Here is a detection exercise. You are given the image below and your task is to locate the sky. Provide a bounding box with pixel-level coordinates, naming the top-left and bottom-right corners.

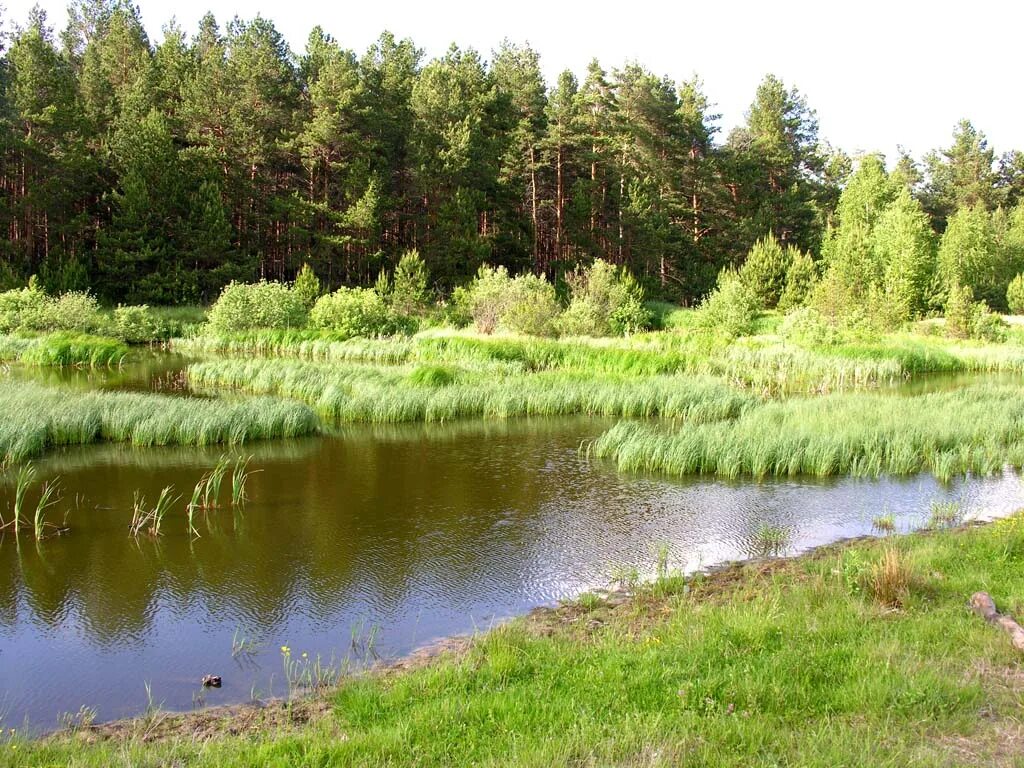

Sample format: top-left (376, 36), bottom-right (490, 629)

top-left (4, 0), bottom-right (1021, 164)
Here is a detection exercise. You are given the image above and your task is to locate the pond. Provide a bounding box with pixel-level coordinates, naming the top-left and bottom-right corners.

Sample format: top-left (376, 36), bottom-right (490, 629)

top-left (1, 356), bottom-right (1022, 729)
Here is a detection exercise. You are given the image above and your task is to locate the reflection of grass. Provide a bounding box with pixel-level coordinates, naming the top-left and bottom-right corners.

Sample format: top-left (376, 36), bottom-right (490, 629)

top-left (0, 381), bottom-right (319, 464)
top-left (18, 515), bottom-right (1024, 765)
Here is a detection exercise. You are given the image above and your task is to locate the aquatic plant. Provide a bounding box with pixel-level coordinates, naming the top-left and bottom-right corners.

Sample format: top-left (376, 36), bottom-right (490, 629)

top-left (0, 381), bottom-right (319, 465)
top-left (129, 486), bottom-right (178, 537)
top-left (752, 523), bottom-right (789, 556)
top-left (928, 501), bottom-right (963, 529)
top-left (230, 455), bottom-right (258, 506)
top-left (590, 384), bottom-right (1024, 482)
top-left (202, 456), bottom-right (231, 510)
top-left (872, 514), bottom-right (896, 533)
top-left (32, 478), bottom-right (61, 539)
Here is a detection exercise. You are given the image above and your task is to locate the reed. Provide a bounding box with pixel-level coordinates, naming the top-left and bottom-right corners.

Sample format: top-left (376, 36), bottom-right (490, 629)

top-left (231, 455), bottom-right (257, 506)
top-left (872, 514), bottom-right (896, 533)
top-left (186, 358), bottom-right (755, 425)
top-left (32, 478), bottom-right (61, 539)
top-left (202, 456), bottom-right (231, 509)
top-left (9, 463), bottom-right (36, 528)
top-left (590, 384), bottom-right (1024, 482)
top-left (0, 381), bottom-right (319, 464)
top-left (752, 523), bottom-right (789, 556)
top-left (128, 486), bottom-right (178, 537)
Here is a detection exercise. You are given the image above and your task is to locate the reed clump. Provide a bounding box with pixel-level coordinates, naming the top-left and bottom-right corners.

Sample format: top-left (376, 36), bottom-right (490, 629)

top-left (0, 381), bottom-right (319, 464)
top-left (186, 358), bottom-right (756, 425)
top-left (589, 384), bottom-right (1024, 482)
top-left (0, 332), bottom-right (128, 367)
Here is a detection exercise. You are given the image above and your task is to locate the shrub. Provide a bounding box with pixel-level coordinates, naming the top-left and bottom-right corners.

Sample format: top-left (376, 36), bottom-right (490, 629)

top-left (310, 287), bottom-right (408, 338)
top-left (696, 269), bottom-right (758, 338)
top-left (559, 260), bottom-right (651, 337)
top-left (779, 307), bottom-right (840, 347)
top-left (208, 281), bottom-right (308, 333)
top-left (390, 250), bottom-right (430, 317)
top-left (944, 283), bottom-right (976, 339)
top-left (464, 266), bottom-right (515, 334)
top-left (0, 287), bottom-right (47, 333)
top-left (972, 305), bottom-right (1008, 342)
top-left (777, 248), bottom-right (818, 312)
top-left (738, 233), bottom-right (791, 309)
top-left (113, 305), bottom-right (165, 343)
top-left (1007, 273), bottom-right (1024, 315)
top-left (500, 274), bottom-right (561, 336)
top-left (292, 263), bottom-right (321, 309)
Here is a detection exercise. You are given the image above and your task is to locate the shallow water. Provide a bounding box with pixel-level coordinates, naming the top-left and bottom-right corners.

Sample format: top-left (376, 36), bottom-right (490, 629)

top-left (0, 357), bottom-right (1022, 729)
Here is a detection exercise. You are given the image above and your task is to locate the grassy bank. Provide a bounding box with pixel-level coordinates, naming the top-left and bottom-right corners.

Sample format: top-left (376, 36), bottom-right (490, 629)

top-left (0, 333), bottom-right (129, 367)
top-left (186, 358), bottom-right (756, 424)
top-left (9, 516), bottom-right (1024, 766)
top-left (175, 326), bottom-right (1024, 395)
top-left (0, 381), bottom-right (320, 464)
top-left (590, 384), bottom-right (1024, 481)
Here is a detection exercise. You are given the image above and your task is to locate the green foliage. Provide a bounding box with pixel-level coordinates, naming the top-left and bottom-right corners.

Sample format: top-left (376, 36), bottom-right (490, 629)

top-left (309, 287), bottom-right (408, 338)
top-left (292, 263), bottom-right (322, 310)
top-left (1007, 273), bottom-right (1024, 314)
top-left (697, 269), bottom-right (758, 338)
top-left (500, 274), bottom-right (562, 337)
top-left (0, 286), bottom-right (104, 334)
top-left (738, 232), bottom-right (791, 309)
top-left (208, 281), bottom-right (308, 333)
top-left (389, 250), bottom-right (430, 317)
top-left (0, 332), bottom-right (128, 367)
top-left (778, 307), bottom-right (840, 347)
top-left (559, 260), bottom-right (651, 337)
top-left (113, 305), bottom-right (165, 343)
top-left (407, 365), bottom-right (457, 388)
top-left (937, 205), bottom-right (1005, 309)
top-left (460, 266), bottom-right (561, 336)
top-left (777, 247), bottom-right (817, 311)
top-left (874, 189), bottom-right (936, 319)
top-left (0, 380), bottom-right (319, 465)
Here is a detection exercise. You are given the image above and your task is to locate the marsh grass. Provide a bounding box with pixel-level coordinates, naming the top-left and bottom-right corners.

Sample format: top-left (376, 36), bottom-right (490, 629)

top-left (187, 358), bottom-right (755, 425)
top-left (128, 487), bottom-right (178, 537)
top-left (0, 381), bottom-right (319, 464)
top-left (928, 500), bottom-right (963, 529)
top-left (867, 547), bottom-right (915, 608)
top-left (202, 457), bottom-right (231, 510)
top-left (751, 523), bottom-right (789, 556)
top-left (871, 514), bottom-right (896, 533)
top-left (591, 384), bottom-right (1024, 481)
top-left (231, 455), bottom-right (257, 506)
top-left (31, 479), bottom-right (61, 539)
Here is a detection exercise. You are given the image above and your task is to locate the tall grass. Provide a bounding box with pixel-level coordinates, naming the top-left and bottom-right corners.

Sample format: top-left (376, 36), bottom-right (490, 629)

top-left (0, 332), bottom-right (128, 367)
top-left (176, 327), bottom-right (1024, 395)
top-left (186, 358), bottom-right (756, 425)
top-left (589, 383), bottom-right (1024, 481)
top-left (0, 381), bottom-right (320, 465)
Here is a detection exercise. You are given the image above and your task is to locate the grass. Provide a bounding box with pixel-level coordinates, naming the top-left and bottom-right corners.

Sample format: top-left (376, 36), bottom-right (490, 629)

top-left (0, 332), bottom-right (128, 367)
top-left (186, 358), bottom-right (756, 424)
top-left (872, 514), bottom-right (896, 533)
top-left (589, 383), bottom-right (1024, 481)
top-left (175, 324), bottom-right (1024, 395)
top-left (10, 515), bottom-right (1024, 766)
top-left (0, 381), bottom-right (320, 465)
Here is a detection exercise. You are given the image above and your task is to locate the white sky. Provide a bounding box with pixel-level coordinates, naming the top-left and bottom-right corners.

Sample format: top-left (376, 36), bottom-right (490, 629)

top-left (5, 0), bottom-right (1022, 164)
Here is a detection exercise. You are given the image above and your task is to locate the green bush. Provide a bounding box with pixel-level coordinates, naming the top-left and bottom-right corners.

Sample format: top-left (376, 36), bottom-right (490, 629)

top-left (292, 263), bottom-right (321, 309)
top-left (0, 287), bottom-right (103, 334)
top-left (1007, 273), bottom-right (1024, 315)
top-left (500, 274), bottom-right (561, 336)
top-left (696, 269), bottom-right (758, 338)
top-left (738, 233), bottom-right (792, 309)
top-left (463, 266), bottom-right (515, 334)
top-left (310, 287), bottom-right (409, 338)
top-left (559, 260), bottom-right (651, 337)
top-left (944, 283), bottom-right (976, 339)
top-left (390, 250), bottom-right (430, 317)
top-left (778, 249), bottom-right (818, 312)
top-left (972, 305), bottom-right (1008, 342)
top-left (779, 307), bottom-right (840, 347)
top-left (113, 305), bottom-right (165, 343)
top-left (208, 281), bottom-right (308, 333)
